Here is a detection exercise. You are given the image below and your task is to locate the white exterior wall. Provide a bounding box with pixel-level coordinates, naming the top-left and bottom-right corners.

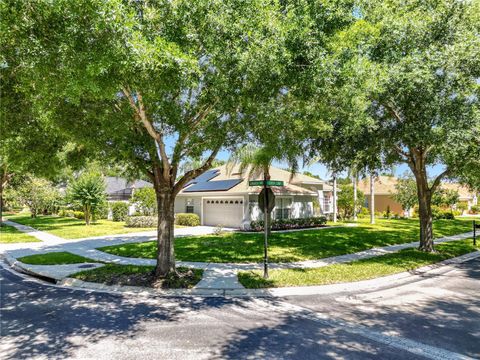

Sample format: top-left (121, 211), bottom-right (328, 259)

top-left (174, 196), bottom-right (202, 218)
top-left (292, 195), bottom-right (314, 218)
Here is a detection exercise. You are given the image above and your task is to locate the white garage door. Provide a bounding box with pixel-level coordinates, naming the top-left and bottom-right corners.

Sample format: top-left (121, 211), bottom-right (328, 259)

top-left (203, 198), bottom-right (244, 228)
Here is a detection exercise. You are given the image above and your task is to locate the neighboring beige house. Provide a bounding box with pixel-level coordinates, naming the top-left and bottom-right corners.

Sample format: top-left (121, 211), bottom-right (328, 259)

top-left (175, 165), bottom-right (336, 229)
top-left (441, 182), bottom-right (478, 212)
top-left (358, 176), bottom-right (404, 215)
top-left (358, 176), bottom-right (478, 215)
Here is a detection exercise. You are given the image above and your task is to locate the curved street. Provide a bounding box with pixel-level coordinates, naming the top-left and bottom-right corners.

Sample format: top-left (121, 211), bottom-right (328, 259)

top-left (1, 257), bottom-right (479, 359)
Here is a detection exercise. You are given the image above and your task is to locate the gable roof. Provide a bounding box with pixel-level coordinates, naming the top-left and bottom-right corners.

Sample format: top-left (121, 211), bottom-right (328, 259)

top-left (105, 177), bottom-right (152, 196)
top-left (178, 165), bottom-right (325, 196)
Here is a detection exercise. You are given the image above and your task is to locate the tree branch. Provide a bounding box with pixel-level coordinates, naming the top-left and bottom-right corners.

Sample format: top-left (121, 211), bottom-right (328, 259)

top-left (430, 168), bottom-right (450, 192)
top-left (173, 146), bottom-right (221, 196)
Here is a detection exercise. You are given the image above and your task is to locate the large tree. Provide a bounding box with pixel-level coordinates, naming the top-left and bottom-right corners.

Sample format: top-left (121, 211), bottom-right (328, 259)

top-left (4, 0), bottom-right (292, 277)
top-left (319, 0), bottom-right (480, 251)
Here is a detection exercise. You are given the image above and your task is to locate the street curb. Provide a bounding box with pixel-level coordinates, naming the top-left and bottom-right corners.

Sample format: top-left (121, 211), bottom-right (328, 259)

top-left (40, 250), bottom-right (480, 298)
top-left (3, 253), bottom-right (58, 282)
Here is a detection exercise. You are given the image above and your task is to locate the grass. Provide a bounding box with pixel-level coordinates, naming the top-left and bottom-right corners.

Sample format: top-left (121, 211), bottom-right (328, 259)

top-left (0, 223), bottom-right (41, 243)
top-left (17, 252), bottom-right (97, 265)
top-left (5, 214), bottom-right (156, 239)
top-left (99, 218), bottom-right (474, 263)
top-left (71, 265), bottom-right (203, 289)
top-left (238, 239), bottom-right (479, 288)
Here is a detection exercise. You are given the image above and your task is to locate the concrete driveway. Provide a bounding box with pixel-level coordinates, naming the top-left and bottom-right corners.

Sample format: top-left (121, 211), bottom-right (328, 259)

top-left (1, 256), bottom-right (479, 359)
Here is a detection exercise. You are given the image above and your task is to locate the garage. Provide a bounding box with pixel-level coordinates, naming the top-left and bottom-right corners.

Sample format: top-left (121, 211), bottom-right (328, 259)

top-left (203, 198), bottom-right (244, 228)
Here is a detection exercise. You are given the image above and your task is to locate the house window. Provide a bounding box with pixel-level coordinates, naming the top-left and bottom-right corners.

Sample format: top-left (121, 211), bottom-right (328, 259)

top-left (275, 197), bottom-right (292, 220)
top-left (323, 197), bottom-right (331, 213)
top-left (186, 199), bottom-right (194, 213)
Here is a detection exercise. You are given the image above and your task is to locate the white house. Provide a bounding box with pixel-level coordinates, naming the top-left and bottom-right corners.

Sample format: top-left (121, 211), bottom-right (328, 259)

top-left (175, 165), bottom-right (336, 229)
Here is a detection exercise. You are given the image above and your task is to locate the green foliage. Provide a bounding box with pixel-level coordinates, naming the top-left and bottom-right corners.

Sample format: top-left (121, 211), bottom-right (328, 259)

top-left (130, 187), bottom-right (156, 216)
top-left (431, 206), bottom-right (455, 220)
top-left (393, 176), bottom-right (418, 212)
top-left (67, 172), bottom-right (106, 225)
top-left (432, 188), bottom-right (460, 208)
top-left (175, 213), bottom-right (200, 227)
top-left (337, 184), bottom-right (365, 220)
top-left (16, 177), bottom-right (62, 217)
top-left (471, 205), bottom-right (479, 214)
top-left (457, 202), bottom-right (468, 211)
top-left (111, 202), bottom-right (129, 222)
top-left (125, 216), bottom-right (157, 228)
top-left (250, 217), bottom-right (327, 231)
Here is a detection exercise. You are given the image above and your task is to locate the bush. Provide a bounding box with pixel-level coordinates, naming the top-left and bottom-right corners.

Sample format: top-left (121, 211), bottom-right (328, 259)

top-left (111, 202), bottom-right (129, 222)
top-left (175, 213), bottom-right (200, 226)
top-left (357, 207), bottom-right (370, 218)
top-left (471, 205), bottom-right (479, 214)
top-left (125, 216), bottom-right (157, 228)
top-left (431, 206), bottom-right (455, 220)
top-left (93, 201), bottom-right (109, 220)
top-left (130, 187), bottom-right (156, 216)
top-left (73, 211), bottom-right (85, 220)
top-left (250, 216), bottom-right (327, 231)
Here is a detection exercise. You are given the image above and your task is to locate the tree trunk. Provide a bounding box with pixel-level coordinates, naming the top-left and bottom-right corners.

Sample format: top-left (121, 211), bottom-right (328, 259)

top-left (155, 190), bottom-right (176, 277)
top-left (370, 174), bottom-right (375, 224)
top-left (412, 169), bottom-right (434, 252)
top-left (332, 175), bottom-right (337, 223)
top-left (353, 173), bottom-right (358, 221)
top-left (85, 205), bottom-right (91, 225)
top-left (0, 180), bottom-right (3, 225)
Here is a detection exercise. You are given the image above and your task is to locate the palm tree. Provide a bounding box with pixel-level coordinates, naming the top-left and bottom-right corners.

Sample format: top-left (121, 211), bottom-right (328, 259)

top-left (227, 143), bottom-right (298, 233)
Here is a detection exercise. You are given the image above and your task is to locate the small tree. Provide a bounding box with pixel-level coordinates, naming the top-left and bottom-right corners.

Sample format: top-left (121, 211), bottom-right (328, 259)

top-left (68, 172), bottom-right (106, 225)
top-left (337, 184), bottom-right (365, 220)
top-left (393, 176), bottom-right (418, 215)
top-left (16, 177), bottom-right (60, 217)
top-left (432, 189), bottom-right (460, 209)
top-left (130, 187), bottom-right (156, 216)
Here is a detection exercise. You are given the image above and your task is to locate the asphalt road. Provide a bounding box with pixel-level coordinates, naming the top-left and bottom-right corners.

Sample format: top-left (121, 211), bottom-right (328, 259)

top-left (1, 258), bottom-right (479, 360)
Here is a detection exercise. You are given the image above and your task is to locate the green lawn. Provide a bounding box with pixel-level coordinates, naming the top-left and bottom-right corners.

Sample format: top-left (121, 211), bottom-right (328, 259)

top-left (0, 223), bottom-right (41, 244)
top-left (71, 265), bottom-right (203, 289)
top-left (99, 218), bottom-right (474, 263)
top-left (18, 252), bottom-right (96, 265)
top-left (5, 214), bottom-right (156, 239)
top-left (238, 239), bottom-right (478, 288)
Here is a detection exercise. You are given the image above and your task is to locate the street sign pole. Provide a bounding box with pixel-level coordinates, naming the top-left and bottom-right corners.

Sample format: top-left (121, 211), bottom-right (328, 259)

top-left (263, 178), bottom-right (269, 279)
top-left (248, 179), bottom-right (283, 280)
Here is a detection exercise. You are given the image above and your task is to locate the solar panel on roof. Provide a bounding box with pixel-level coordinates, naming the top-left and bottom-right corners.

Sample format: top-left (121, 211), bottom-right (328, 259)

top-left (184, 169), bottom-right (220, 187)
top-left (183, 179), bottom-right (242, 192)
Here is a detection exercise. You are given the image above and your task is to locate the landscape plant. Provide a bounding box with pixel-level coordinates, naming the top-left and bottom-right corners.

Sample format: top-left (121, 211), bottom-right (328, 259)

top-left (130, 188), bottom-right (156, 216)
top-left (67, 172), bottom-right (106, 225)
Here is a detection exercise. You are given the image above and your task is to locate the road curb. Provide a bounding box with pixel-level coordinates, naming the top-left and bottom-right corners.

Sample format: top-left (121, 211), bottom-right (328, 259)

top-left (11, 250), bottom-right (477, 298)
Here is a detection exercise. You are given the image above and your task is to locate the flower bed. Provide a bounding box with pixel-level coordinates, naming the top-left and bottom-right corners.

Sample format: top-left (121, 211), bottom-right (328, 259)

top-left (249, 216), bottom-right (327, 231)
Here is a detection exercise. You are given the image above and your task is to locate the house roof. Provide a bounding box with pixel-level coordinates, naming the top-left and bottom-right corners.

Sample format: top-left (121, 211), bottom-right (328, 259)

top-left (105, 176), bottom-right (152, 196)
top-left (358, 176), bottom-right (477, 200)
top-left (178, 165), bottom-right (326, 196)
top-left (357, 176), bottom-right (399, 196)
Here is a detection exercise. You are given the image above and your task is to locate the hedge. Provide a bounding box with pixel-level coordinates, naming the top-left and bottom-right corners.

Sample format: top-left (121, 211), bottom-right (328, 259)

top-left (250, 216), bottom-right (327, 231)
top-left (175, 213), bottom-right (200, 226)
top-left (125, 216), bottom-right (157, 228)
top-left (111, 202), bottom-right (129, 222)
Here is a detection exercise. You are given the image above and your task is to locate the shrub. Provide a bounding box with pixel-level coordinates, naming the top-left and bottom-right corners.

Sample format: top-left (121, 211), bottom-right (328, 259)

top-left (431, 206), bottom-right (455, 220)
top-left (111, 202), bottom-right (129, 222)
top-left (357, 207), bottom-right (370, 218)
top-left (250, 216), bottom-right (327, 231)
top-left (67, 171), bottom-right (106, 225)
top-left (130, 187), bottom-right (156, 216)
top-left (471, 205), bottom-right (479, 214)
top-left (175, 213), bottom-right (200, 226)
top-left (73, 211), bottom-right (85, 220)
top-left (457, 202), bottom-right (468, 211)
top-left (125, 216), bottom-right (157, 228)
top-left (93, 201), bottom-right (109, 220)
